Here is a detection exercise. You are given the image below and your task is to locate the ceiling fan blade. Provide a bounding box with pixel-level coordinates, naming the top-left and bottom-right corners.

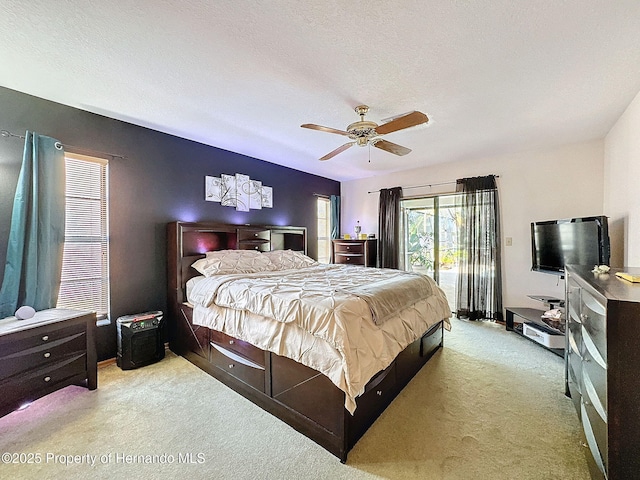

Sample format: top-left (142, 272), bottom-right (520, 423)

top-left (372, 139), bottom-right (412, 156)
top-left (301, 123), bottom-right (350, 136)
top-left (319, 142), bottom-right (355, 161)
top-left (374, 111), bottom-right (428, 135)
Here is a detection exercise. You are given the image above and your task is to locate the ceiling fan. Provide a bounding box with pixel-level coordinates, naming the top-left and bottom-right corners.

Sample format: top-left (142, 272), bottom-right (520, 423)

top-left (301, 105), bottom-right (429, 161)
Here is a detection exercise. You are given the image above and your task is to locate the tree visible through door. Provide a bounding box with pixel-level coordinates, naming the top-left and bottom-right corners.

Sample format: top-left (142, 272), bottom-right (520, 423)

top-left (401, 195), bottom-right (462, 310)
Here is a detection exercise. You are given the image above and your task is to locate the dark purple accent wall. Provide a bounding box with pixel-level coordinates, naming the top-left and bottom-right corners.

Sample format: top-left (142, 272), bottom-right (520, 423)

top-left (0, 87), bottom-right (340, 360)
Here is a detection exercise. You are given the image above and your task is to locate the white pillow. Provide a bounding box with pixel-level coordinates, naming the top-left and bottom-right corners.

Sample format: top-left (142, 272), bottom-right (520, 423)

top-left (192, 249), bottom-right (275, 276)
top-left (262, 250), bottom-right (318, 270)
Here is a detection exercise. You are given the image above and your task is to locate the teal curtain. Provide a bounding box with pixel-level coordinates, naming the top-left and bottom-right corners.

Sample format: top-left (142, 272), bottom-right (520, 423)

top-left (330, 195), bottom-right (340, 240)
top-left (0, 132), bottom-right (66, 318)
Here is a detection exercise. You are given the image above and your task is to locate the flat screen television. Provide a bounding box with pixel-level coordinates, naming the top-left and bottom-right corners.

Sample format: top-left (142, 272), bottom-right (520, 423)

top-left (531, 215), bottom-right (610, 275)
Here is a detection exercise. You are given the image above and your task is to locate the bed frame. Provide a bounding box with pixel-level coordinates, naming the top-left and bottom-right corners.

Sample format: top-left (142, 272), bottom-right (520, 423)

top-left (167, 221), bottom-right (444, 462)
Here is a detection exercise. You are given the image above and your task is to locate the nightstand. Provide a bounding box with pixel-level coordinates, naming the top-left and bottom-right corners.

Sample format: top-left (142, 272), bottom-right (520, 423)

top-left (0, 308), bottom-right (97, 417)
top-left (331, 239), bottom-right (377, 267)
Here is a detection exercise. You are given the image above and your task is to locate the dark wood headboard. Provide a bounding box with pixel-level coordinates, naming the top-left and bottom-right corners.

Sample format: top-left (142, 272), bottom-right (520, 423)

top-left (166, 220), bottom-right (307, 316)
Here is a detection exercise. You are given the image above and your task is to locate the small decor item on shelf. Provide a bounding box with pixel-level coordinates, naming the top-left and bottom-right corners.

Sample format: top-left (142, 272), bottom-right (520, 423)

top-left (343, 234), bottom-right (351, 240)
top-left (14, 305), bottom-right (35, 320)
top-left (541, 308), bottom-right (564, 333)
top-left (592, 265), bottom-right (610, 274)
top-left (354, 221), bottom-right (361, 236)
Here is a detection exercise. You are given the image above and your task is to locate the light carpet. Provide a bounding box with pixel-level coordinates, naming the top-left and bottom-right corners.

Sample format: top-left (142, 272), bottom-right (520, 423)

top-left (0, 317), bottom-right (591, 479)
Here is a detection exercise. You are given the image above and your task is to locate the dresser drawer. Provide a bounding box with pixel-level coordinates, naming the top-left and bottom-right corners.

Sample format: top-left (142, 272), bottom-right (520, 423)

top-left (582, 344), bottom-right (607, 416)
top-left (334, 254), bottom-right (364, 265)
top-left (209, 342), bottom-right (265, 392)
top-left (580, 290), bottom-right (607, 359)
top-left (0, 331), bottom-right (86, 380)
top-left (0, 354), bottom-right (87, 409)
top-left (566, 281), bottom-right (582, 325)
top-left (0, 321), bottom-right (85, 358)
top-left (567, 368), bottom-right (582, 413)
top-left (334, 241), bottom-right (364, 254)
top-left (581, 397), bottom-right (608, 475)
top-left (210, 330), bottom-right (265, 367)
top-left (566, 347), bottom-right (582, 394)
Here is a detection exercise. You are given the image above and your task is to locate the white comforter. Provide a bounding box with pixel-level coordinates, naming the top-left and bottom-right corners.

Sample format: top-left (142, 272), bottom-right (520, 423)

top-left (189, 264), bottom-right (451, 413)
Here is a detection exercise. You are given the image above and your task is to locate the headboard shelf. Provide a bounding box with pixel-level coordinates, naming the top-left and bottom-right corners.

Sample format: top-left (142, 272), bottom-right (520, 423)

top-left (167, 221), bottom-right (307, 305)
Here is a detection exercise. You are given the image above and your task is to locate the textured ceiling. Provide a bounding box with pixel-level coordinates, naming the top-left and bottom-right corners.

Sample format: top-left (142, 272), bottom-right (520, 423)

top-left (1, 1), bottom-right (640, 182)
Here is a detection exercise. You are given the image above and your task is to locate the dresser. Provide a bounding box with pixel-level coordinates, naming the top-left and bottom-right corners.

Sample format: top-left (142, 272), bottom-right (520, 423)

top-left (565, 265), bottom-right (640, 479)
top-left (0, 309), bottom-right (97, 418)
top-left (331, 239), bottom-right (377, 267)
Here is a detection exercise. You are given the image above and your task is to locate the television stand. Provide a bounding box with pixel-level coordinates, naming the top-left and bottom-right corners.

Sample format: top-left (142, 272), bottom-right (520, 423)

top-left (526, 295), bottom-right (564, 309)
top-left (505, 307), bottom-right (564, 357)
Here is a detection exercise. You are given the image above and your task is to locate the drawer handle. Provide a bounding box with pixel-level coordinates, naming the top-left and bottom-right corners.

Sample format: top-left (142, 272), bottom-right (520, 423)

top-left (346, 246), bottom-right (350, 250)
top-left (42, 335), bottom-right (49, 342)
top-left (229, 340), bottom-right (234, 345)
top-left (44, 376), bottom-right (51, 382)
top-left (228, 364), bottom-right (234, 369)
top-left (254, 233), bottom-right (258, 237)
top-left (376, 390), bottom-right (383, 396)
top-left (44, 352), bottom-right (51, 358)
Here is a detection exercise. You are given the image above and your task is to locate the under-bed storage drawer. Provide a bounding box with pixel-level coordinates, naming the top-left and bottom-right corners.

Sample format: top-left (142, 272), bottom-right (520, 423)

top-left (210, 330), bottom-right (265, 367)
top-left (421, 322), bottom-right (444, 357)
top-left (348, 363), bottom-right (397, 445)
top-left (209, 341), bottom-right (266, 392)
top-left (357, 363), bottom-right (397, 412)
top-left (270, 353), bottom-right (345, 435)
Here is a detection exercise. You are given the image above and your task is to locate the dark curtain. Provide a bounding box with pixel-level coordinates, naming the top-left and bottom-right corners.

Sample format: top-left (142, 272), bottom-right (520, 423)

top-left (0, 132), bottom-right (66, 318)
top-left (378, 187), bottom-right (402, 269)
top-left (455, 175), bottom-right (503, 321)
top-left (330, 195), bottom-right (340, 240)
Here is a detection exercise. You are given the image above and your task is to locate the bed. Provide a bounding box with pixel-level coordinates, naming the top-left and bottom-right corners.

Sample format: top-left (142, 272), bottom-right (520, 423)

top-left (167, 221), bottom-right (451, 461)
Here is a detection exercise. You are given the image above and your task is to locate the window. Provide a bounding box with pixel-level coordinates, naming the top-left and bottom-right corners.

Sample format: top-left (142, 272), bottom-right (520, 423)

top-left (56, 153), bottom-right (110, 322)
top-left (317, 197), bottom-right (331, 263)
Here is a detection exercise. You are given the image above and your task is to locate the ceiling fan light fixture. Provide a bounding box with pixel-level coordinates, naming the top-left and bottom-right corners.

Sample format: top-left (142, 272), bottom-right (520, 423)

top-left (302, 104), bottom-right (428, 161)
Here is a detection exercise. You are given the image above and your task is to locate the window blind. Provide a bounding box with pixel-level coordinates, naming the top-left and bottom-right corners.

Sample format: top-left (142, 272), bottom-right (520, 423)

top-left (57, 153), bottom-right (110, 320)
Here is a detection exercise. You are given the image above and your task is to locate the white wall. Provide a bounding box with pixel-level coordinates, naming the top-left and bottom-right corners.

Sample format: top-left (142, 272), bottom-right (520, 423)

top-left (341, 140), bottom-right (604, 310)
top-left (604, 88), bottom-right (640, 267)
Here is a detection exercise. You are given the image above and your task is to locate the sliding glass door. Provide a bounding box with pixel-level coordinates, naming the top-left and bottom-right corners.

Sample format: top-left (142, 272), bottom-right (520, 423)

top-left (401, 194), bottom-right (462, 307)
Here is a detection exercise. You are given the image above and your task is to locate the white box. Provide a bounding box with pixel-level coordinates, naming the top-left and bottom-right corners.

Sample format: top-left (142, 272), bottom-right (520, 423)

top-left (522, 322), bottom-right (565, 349)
